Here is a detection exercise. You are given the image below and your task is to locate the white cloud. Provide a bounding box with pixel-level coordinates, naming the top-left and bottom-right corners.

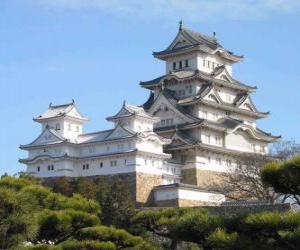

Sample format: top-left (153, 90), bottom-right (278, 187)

top-left (28, 0), bottom-right (300, 21)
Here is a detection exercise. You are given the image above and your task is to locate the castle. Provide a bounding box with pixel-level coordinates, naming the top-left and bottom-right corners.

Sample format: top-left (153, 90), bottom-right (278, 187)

top-left (20, 23), bottom-right (280, 207)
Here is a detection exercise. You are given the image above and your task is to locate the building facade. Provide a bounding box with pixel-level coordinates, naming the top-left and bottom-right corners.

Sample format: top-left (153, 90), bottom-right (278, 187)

top-left (20, 23), bottom-right (279, 207)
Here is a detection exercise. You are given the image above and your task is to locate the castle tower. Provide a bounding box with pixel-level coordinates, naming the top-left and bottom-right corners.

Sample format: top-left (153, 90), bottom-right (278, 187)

top-left (141, 22), bottom-right (280, 191)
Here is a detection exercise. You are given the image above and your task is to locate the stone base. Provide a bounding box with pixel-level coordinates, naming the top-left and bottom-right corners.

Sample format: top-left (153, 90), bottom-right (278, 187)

top-left (42, 172), bottom-right (164, 207)
top-left (181, 168), bottom-right (228, 191)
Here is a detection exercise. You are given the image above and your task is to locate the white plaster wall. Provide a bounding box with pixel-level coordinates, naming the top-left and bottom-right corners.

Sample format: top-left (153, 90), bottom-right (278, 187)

top-left (197, 54), bottom-right (232, 75)
top-left (154, 187), bottom-right (225, 203)
top-left (166, 54), bottom-right (197, 73)
top-left (225, 131), bottom-right (252, 152)
top-left (136, 140), bottom-right (164, 154)
top-left (178, 189), bottom-right (225, 202)
top-left (216, 87), bottom-right (237, 104)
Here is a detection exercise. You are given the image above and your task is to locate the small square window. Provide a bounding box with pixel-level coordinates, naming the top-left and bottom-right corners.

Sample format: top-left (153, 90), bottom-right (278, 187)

top-left (173, 62), bottom-right (176, 70)
top-left (48, 165), bottom-right (51, 171)
top-left (100, 162), bottom-right (103, 168)
top-left (179, 61), bottom-right (182, 69)
top-left (37, 166), bottom-right (40, 172)
top-left (51, 165), bottom-right (54, 170)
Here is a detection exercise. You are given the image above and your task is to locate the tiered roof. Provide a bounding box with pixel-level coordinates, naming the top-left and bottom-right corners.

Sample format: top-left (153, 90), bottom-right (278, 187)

top-left (143, 87), bottom-right (269, 120)
top-left (33, 100), bottom-right (89, 122)
top-left (140, 68), bottom-right (256, 92)
top-left (153, 23), bottom-right (243, 63)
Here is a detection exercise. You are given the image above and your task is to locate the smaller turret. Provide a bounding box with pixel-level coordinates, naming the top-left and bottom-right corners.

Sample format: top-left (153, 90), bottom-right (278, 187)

top-left (106, 101), bottom-right (160, 133)
top-left (33, 100), bottom-right (89, 141)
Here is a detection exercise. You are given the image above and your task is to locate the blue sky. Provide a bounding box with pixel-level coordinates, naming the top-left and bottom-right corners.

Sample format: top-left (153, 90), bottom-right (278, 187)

top-left (0, 0), bottom-right (300, 175)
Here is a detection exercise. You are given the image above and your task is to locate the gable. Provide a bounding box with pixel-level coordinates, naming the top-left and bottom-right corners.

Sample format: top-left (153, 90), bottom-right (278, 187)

top-left (67, 107), bottom-right (85, 119)
top-left (29, 129), bottom-right (65, 147)
top-left (215, 70), bottom-right (233, 82)
top-left (167, 32), bottom-right (194, 51)
top-left (203, 87), bottom-right (222, 103)
top-left (148, 93), bottom-right (195, 124)
top-left (238, 96), bottom-right (256, 112)
top-left (105, 124), bottom-right (135, 140)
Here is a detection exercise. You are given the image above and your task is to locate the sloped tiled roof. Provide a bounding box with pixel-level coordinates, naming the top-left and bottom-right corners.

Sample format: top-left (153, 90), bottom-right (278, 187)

top-left (33, 100), bottom-right (88, 122)
top-left (153, 25), bottom-right (243, 62)
top-left (107, 102), bottom-right (158, 121)
top-left (140, 69), bottom-right (256, 92)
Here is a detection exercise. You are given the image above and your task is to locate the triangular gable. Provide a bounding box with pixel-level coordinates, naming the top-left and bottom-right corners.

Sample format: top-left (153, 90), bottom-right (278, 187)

top-left (24, 128), bottom-right (66, 148)
top-left (202, 87), bottom-right (223, 104)
top-left (169, 132), bottom-right (198, 147)
top-left (213, 67), bottom-right (233, 83)
top-left (238, 96), bottom-right (257, 112)
top-left (166, 30), bottom-right (195, 51)
top-left (67, 106), bottom-right (87, 120)
top-left (113, 105), bottom-right (133, 118)
top-left (104, 124), bottom-right (136, 140)
top-left (148, 92), bottom-right (197, 124)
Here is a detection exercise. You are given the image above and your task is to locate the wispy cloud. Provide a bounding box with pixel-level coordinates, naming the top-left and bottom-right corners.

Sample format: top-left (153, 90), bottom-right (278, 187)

top-left (28, 0), bottom-right (300, 21)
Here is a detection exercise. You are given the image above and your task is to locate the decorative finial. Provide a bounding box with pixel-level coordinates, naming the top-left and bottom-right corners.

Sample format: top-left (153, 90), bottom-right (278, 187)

top-left (71, 99), bottom-right (75, 104)
top-left (49, 102), bottom-right (52, 108)
top-left (213, 32), bottom-right (216, 38)
top-left (179, 19), bottom-right (183, 30)
top-left (123, 100), bottom-right (126, 107)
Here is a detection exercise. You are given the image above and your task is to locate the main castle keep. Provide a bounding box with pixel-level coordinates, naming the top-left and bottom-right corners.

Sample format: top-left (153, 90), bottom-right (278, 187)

top-left (20, 23), bottom-right (280, 207)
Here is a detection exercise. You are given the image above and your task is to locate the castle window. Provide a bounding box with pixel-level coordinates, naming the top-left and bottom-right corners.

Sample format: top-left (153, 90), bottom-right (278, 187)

top-left (185, 60), bottom-right (189, 67)
top-left (100, 162), bottom-right (103, 168)
top-left (124, 159), bottom-right (127, 165)
top-left (173, 62), bottom-right (176, 70)
top-left (48, 165), bottom-right (54, 171)
top-left (67, 124), bottom-right (71, 131)
top-left (216, 158), bottom-right (222, 165)
top-left (110, 160), bottom-right (117, 167)
top-left (37, 166), bottom-right (40, 172)
top-left (179, 61), bottom-right (182, 69)
top-left (55, 123), bottom-right (60, 130)
top-left (83, 164), bottom-right (89, 170)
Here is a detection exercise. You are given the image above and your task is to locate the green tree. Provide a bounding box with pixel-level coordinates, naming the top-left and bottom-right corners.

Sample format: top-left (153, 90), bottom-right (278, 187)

top-left (101, 180), bottom-right (135, 228)
top-left (261, 156), bottom-right (300, 205)
top-left (0, 176), bottom-right (153, 249)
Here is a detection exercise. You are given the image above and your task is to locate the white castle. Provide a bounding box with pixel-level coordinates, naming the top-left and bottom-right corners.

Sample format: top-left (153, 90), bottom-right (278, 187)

top-left (20, 23), bottom-right (280, 207)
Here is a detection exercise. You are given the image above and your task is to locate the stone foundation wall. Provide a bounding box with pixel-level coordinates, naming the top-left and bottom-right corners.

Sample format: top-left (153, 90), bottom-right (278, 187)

top-left (181, 168), bottom-right (228, 191)
top-left (136, 173), bottom-right (164, 206)
top-left (43, 172), bottom-right (164, 207)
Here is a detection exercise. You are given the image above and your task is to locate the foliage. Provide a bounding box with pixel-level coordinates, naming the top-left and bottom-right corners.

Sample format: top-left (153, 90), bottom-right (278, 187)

top-left (0, 187), bottom-right (39, 249)
top-left (261, 156), bottom-right (300, 205)
top-left (0, 176), bottom-right (153, 249)
top-left (43, 177), bottom-right (135, 229)
top-left (101, 180), bottom-right (135, 228)
top-left (133, 208), bottom-right (300, 249)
